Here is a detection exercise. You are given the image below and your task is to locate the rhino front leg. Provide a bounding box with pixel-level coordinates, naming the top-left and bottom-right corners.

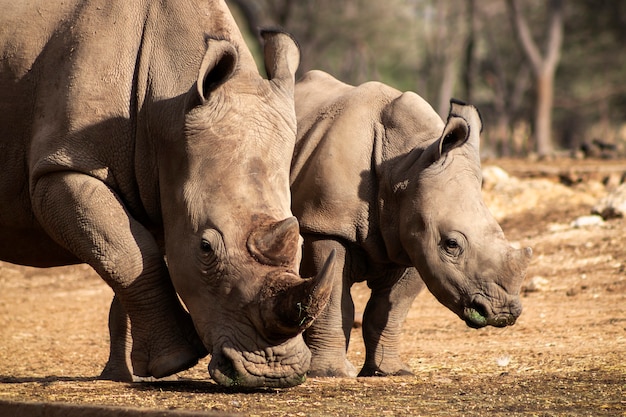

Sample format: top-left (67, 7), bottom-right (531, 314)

top-left (359, 267), bottom-right (425, 377)
top-left (32, 172), bottom-right (207, 379)
top-left (101, 296), bottom-right (197, 381)
top-left (301, 236), bottom-right (357, 377)
top-left (100, 295), bottom-right (133, 381)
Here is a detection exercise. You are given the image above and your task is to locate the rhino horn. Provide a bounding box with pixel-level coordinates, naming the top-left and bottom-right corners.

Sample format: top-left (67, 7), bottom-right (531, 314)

top-left (261, 250), bottom-right (336, 338)
top-left (514, 246), bottom-right (533, 270)
top-left (248, 216), bottom-right (300, 266)
top-left (505, 246), bottom-right (533, 292)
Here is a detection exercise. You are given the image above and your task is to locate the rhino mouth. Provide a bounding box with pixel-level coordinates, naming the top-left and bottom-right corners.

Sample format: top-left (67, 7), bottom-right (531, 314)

top-left (208, 340), bottom-right (311, 388)
top-left (463, 296), bottom-right (521, 329)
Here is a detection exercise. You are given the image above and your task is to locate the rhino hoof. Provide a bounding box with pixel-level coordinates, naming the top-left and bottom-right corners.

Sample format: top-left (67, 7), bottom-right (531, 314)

top-left (147, 350), bottom-right (200, 379)
top-left (358, 366), bottom-right (414, 377)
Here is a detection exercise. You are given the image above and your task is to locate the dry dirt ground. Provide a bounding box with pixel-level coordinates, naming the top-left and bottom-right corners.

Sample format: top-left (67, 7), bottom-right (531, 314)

top-left (0, 158), bottom-right (624, 417)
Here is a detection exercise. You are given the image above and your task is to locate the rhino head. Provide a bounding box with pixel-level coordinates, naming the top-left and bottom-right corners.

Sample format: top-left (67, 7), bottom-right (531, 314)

top-left (385, 99), bottom-right (532, 329)
top-left (157, 31), bottom-right (335, 387)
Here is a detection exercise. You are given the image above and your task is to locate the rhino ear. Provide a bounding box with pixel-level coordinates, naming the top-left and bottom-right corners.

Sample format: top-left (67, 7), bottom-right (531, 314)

top-left (423, 99), bottom-right (481, 165)
top-left (195, 39), bottom-right (239, 104)
top-left (261, 29), bottom-right (300, 93)
top-left (438, 116), bottom-right (470, 156)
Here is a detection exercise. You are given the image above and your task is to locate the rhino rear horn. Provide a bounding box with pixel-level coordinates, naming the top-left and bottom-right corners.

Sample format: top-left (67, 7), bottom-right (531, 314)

top-left (248, 216), bottom-right (300, 266)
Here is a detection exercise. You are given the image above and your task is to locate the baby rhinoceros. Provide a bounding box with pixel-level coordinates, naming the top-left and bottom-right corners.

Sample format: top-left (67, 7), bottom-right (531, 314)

top-left (291, 70), bottom-right (533, 377)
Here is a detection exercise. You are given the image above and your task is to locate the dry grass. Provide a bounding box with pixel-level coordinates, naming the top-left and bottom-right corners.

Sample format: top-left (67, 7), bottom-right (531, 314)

top-left (1, 159), bottom-right (625, 416)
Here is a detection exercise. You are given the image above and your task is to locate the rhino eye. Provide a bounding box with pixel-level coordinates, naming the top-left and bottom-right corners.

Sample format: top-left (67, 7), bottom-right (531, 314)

top-left (442, 236), bottom-right (463, 257)
top-left (200, 229), bottom-right (225, 260)
top-left (200, 239), bottom-right (212, 253)
top-left (445, 238), bottom-right (458, 249)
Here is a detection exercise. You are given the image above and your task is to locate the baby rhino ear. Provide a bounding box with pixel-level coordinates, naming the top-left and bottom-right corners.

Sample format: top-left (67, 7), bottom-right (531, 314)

top-left (438, 116), bottom-right (470, 156)
top-left (422, 99), bottom-right (482, 165)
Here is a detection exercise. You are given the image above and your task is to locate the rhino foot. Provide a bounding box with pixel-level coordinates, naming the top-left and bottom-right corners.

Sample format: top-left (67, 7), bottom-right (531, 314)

top-left (133, 347), bottom-right (200, 379)
top-left (102, 295), bottom-right (207, 380)
top-left (99, 360), bottom-right (133, 382)
top-left (99, 366), bottom-right (179, 383)
top-left (100, 350), bottom-right (197, 382)
top-left (358, 364), bottom-right (414, 377)
top-left (131, 308), bottom-right (208, 379)
top-left (131, 329), bottom-right (206, 379)
top-left (307, 358), bottom-right (358, 378)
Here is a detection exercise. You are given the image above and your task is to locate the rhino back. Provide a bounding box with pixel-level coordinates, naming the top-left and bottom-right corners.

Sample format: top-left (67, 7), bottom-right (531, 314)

top-left (0, 0), bottom-right (255, 265)
top-left (291, 72), bottom-right (401, 253)
top-left (0, 0), bottom-right (252, 227)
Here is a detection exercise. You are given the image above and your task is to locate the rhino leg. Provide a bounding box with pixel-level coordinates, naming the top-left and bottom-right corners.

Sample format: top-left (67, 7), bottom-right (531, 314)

top-left (100, 296), bottom-right (194, 381)
top-left (100, 295), bottom-right (133, 381)
top-left (359, 268), bottom-right (425, 377)
top-left (301, 237), bottom-right (357, 377)
top-left (31, 172), bottom-right (207, 379)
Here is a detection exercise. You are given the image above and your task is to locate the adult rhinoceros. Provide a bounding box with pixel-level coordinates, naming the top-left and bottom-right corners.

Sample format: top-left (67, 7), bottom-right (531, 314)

top-left (291, 70), bottom-right (532, 377)
top-left (0, 1), bottom-right (335, 388)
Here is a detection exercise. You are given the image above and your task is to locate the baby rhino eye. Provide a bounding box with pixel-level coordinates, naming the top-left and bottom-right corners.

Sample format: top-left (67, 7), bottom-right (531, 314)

top-left (441, 235), bottom-right (463, 257)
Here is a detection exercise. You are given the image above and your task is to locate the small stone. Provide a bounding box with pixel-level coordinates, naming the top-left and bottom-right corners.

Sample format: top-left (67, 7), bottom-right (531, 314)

top-left (496, 355), bottom-right (511, 367)
top-left (566, 288), bottom-right (579, 297)
top-left (353, 312), bottom-right (363, 328)
top-left (570, 215), bottom-right (604, 228)
top-left (523, 276), bottom-right (550, 293)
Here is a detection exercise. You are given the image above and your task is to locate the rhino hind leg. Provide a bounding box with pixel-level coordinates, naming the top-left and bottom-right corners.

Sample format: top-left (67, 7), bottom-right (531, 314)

top-left (32, 172), bottom-right (206, 379)
top-left (359, 268), bottom-right (425, 377)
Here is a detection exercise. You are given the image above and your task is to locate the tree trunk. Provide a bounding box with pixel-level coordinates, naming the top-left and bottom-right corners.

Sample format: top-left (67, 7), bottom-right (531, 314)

top-left (437, 58), bottom-right (457, 118)
top-left (535, 71), bottom-right (555, 155)
top-left (462, 0), bottom-right (476, 104)
top-left (507, 0), bottom-right (563, 157)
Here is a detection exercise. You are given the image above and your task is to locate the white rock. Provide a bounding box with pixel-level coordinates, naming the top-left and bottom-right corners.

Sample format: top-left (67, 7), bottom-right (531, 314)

top-left (570, 215), bottom-right (605, 228)
top-left (482, 165), bottom-right (511, 190)
top-left (592, 182), bottom-right (626, 219)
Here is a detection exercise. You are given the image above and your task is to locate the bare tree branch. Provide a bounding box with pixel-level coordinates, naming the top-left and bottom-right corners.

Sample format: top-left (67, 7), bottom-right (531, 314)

top-left (506, 0), bottom-right (542, 72)
top-left (544, 0), bottom-right (564, 72)
top-left (227, 0), bottom-right (270, 42)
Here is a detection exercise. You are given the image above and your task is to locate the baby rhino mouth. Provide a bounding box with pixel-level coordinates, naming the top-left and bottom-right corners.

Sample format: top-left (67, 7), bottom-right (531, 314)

top-left (208, 340), bottom-right (311, 388)
top-left (463, 296), bottom-right (521, 329)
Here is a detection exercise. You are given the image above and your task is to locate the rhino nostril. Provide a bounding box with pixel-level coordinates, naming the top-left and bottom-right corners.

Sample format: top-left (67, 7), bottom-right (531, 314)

top-left (472, 302), bottom-right (489, 319)
top-left (489, 313), bottom-right (516, 327)
top-left (208, 351), bottom-right (239, 387)
top-left (463, 298), bottom-right (494, 328)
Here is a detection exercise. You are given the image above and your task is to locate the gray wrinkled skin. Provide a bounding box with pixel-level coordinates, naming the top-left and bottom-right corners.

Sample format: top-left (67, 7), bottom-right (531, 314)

top-left (0, 1), bottom-right (334, 388)
top-left (291, 70), bottom-right (532, 378)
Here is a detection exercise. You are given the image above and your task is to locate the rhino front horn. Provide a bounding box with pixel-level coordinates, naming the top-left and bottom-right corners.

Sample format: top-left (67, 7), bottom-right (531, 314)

top-left (248, 216), bottom-right (300, 266)
top-left (263, 250), bottom-right (336, 338)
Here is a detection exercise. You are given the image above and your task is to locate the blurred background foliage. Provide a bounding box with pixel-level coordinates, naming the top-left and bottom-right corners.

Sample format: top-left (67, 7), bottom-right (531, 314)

top-left (227, 0), bottom-right (626, 158)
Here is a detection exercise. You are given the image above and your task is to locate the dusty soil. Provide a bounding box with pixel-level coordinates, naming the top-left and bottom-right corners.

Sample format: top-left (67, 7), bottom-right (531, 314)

top-left (1, 158), bottom-right (625, 416)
